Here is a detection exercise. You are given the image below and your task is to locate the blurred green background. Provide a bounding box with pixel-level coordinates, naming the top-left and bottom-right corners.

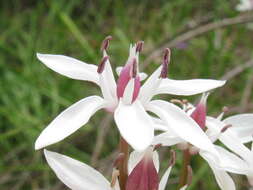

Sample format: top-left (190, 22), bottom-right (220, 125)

top-left (1, 0), bottom-right (253, 189)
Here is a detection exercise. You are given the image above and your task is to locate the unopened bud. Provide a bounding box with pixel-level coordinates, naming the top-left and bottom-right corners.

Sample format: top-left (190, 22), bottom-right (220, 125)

top-left (97, 56), bottom-right (109, 73)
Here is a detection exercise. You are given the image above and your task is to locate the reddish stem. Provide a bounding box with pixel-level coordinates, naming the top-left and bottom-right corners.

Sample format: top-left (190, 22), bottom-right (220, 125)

top-left (178, 149), bottom-right (191, 189)
top-left (118, 136), bottom-right (129, 190)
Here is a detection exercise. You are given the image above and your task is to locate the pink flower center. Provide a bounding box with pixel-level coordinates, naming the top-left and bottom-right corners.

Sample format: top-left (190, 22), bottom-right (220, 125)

top-left (116, 59), bottom-right (141, 103)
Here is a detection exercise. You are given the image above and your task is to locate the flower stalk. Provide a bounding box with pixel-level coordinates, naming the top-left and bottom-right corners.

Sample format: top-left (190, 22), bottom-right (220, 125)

top-left (119, 136), bottom-right (129, 190)
top-left (178, 149), bottom-right (191, 189)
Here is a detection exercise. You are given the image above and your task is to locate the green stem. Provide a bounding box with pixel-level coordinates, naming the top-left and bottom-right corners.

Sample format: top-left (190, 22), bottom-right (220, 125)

top-left (178, 149), bottom-right (191, 189)
top-left (118, 136), bottom-right (129, 190)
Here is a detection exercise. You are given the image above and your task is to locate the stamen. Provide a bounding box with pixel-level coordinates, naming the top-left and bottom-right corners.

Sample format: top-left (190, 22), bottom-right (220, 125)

top-left (169, 149), bottom-right (176, 167)
top-left (97, 56), bottom-right (109, 73)
top-left (182, 99), bottom-right (188, 104)
top-left (101, 35), bottom-right (112, 51)
top-left (222, 106), bottom-right (229, 113)
top-left (136, 41), bottom-right (144, 53)
top-left (170, 99), bottom-right (183, 105)
top-left (185, 107), bottom-right (193, 113)
top-left (187, 165), bottom-right (193, 186)
top-left (160, 48), bottom-right (171, 78)
top-left (110, 168), bottom-right (120, 187)
top-left (154, 144), bottom-right (162, 151)
top-left (221, 124), bottom-right (232, 133)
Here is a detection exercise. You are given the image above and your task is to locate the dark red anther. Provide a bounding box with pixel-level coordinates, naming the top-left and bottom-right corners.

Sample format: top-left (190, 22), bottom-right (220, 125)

top-left (136, 41), bottom-right (144, 53)
top-left (160, 48), bottom-right (171, 78)
top-left (101, 36), bottom-right (112, 51)
top-left (154, 144), bottom-right (162, 151)
top-left (221, 124), bottom-right (232, 133)
top-left (131, 58), bottom-right (137, 78)
top-left (97, 56), bottom-right (109, 73)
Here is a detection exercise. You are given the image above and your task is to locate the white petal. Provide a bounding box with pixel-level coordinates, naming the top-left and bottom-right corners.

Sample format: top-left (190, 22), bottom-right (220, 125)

top-left (159, 166), bottom-right (172, 190)
top-left (99, 74), bottom-right (118, 108)
top-left (206, 117), bottom-right (253, 165)
top-left (122, 78), bottom-right (135, 105)
top-left (179, 185), bottom-right (188, 190)
top-left (116, 67), bottom-right (147, 81)
top-left (37, 53), bottom-right (99, 84)
top-left (155, 79), bottom-right (226, 96)
top-left (214, 145), bottom-right (250, 175)
top-left (147, 100), bottom-right (218, 157)
top-left (152, 132), bottom-right (183, 147)
top-left (128, 150), bottom-right (159, 174)
top-left (139, 66), bottom-right (162, 105)
top-left (152, 117), bottom-right (169, 131)
top-left (44, 149), bottom-right (111, 190)
top-left (35, 96), bottom-right (105, 149)
top-left (200, 151), bottom-right (236, 190)
top-left (114, 100), bottom-right (155, 151)
top-left (223, 114), bottom-right (253, 143)
top-left (103, 51), bottom-right (117, 99)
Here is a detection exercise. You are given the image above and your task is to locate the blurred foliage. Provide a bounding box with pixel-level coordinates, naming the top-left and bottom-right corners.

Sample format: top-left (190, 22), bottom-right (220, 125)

top-left (0, 0), bottom-right (253, 189)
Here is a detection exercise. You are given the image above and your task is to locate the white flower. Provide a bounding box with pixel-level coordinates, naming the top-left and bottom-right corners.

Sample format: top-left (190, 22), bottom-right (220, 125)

top-left (236, 0), bottom-right (253, 11)
top-left (153, 94), bottom-right (253, 190)
top-left (35, 37), bottom-right (225, 151)
top-left (44, 148), bottom-right (187, 190)
top-left (206, 113), bottom-right (253, 186)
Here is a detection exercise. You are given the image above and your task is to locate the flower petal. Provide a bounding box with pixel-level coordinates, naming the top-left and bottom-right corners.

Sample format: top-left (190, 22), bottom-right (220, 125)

top-left (206, 116), bottom-right (253, 165)
top-left (37, 53), bottom-right (99, 84)
top-left (200, 151), bottom-right (236, 190)
top-left (159, 166), bottom-right (172, 190)
top-left (114, 100), bottom-right (155, 151)
top-left (44, 149), bottom-right (111, 190)
top-left (103, 51), bottom-right (117, 99)
top-left (128, 150), bottom-right (159, 174)
top-left (223, 114), bottom-right (253, 143)
top-left (155, 79), bottom-right (226, 96)
top-left (152, 132), bottom-right (183, 147)
top-left (139, 66), bottom-right (162, 105)
top-left (35, 96), bottom-right (105, 150)
top-left (214, 145), bottom-right (251, 175)
top-left (147, 100), bottom-right (218, 157)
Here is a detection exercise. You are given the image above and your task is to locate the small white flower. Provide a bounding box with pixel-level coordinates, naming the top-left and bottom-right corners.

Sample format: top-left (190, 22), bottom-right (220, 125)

top-left (153, 94), bottom-right (253, 190)
top-left (35, 37), bottom-right (225, 152)
top-left (236, 0), bottom-right (253, 11)
top-left (44, 148), bottom-right (187, 190)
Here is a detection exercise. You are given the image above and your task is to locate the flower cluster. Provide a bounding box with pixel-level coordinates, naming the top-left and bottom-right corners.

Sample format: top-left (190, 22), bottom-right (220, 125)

top-left (35, 36), bottom-right (253, 190)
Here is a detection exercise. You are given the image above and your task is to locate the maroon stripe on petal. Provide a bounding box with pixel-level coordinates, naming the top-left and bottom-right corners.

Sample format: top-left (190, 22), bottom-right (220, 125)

top-left (126, 156), bottom-right (159, 190)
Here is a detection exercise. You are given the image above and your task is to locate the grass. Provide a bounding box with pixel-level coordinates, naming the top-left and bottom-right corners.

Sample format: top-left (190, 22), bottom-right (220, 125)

top-left (0, 0), bottom-right (253, 189)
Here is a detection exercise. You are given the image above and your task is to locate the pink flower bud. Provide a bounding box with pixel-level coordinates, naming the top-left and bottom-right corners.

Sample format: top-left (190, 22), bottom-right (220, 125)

top-left (190, 93), bottom-right (208, 130)
top-left (126, 149), bottom-right (159, 190)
